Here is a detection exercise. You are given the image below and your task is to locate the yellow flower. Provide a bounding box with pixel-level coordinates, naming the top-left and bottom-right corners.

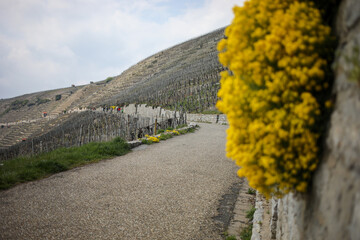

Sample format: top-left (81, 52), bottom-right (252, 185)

top-left (147, 136), bottom-right (159, 143)
top-left (325, 100), bottom-right (333, 108)
top-left (216, 0), bottom-right (332, 198)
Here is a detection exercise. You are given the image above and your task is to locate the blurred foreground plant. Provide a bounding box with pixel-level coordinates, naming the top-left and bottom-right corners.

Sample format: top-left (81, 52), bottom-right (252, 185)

top-left (217, 0), bottom-right (334, 198)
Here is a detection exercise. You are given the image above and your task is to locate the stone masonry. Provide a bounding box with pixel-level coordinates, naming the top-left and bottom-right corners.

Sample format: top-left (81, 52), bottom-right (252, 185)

top-left (259, 1), bottom-right (360, 240)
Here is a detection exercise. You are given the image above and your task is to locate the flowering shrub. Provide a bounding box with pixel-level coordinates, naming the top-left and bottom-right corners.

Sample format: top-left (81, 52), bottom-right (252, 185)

top-left (148, 136), bottom-right (159, 143)
top-left (144, 135), bottom-right (160, 143)
top-left (217, 0), bottom-right (332, 198)
top-left (165, 129), bottom-right (180, 135)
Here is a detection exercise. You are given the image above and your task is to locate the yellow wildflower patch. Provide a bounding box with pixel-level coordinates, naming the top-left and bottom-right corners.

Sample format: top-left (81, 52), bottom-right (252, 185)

top-left (147, 136), bottom-right (159, 143)
top-left (217, 0), bottom-right (332, 198)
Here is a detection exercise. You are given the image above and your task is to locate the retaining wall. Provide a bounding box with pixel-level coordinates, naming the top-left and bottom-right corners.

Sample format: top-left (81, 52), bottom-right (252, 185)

top-left (123, 104), bottom-right (227, 124)
top-left (0, 111), bottom-right (183, 161)
top-left (260, 1), bottom-right (360, 239)
top-left (186, 113), bottom-right (227, 124)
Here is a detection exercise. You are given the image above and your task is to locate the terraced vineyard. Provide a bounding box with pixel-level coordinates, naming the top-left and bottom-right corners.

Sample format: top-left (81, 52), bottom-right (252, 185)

top-left (0, 27), bottom-right (225, 149)
top-left (98, 27), bottom-right (225, 111)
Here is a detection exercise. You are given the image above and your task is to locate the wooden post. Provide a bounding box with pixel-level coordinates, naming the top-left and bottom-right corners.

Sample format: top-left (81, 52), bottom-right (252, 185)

top-left (79, 124), bottom-right (83, 146)
top-left (87, 124), bottom-right (91, 144)
top-left (128, 116), bottom-right (132, 139)
top-left (154, 118), bottom-right (157, 135)
top-left (105, 116), bottom-right (108, 142)
top-left (62, 130), bottom-right (65, 147)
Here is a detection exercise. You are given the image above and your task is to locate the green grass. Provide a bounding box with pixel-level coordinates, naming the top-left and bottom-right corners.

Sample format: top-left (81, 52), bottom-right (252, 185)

top-left (0, 137), bottom-right (130, 190)
top-left (240, 224), bottom-right (252, 240)
top-left (141, 139), bottom-right (154, 145)
top-left (179, 127), bottom-right (195, 134)
top-left (223, 230), bottom-right (237, 240)
top-left (176, 124), bottom-right (188, 129)
top-left (239, 206), bottom-right (256, 240)
top-left (158, 133), bottom-right (173, 140)
top-left (105, 76), bottom-right (114, 83)
top-left (178, 129), bottom-right (187, 134)
top-left (157, 129), bottom-right (165, 134)
top-left (247, 188), bottom-right (256, 195)
top-left (201, 109), bottom-right (222, 114)
top-left (246, 207), bottom-right (256, 222)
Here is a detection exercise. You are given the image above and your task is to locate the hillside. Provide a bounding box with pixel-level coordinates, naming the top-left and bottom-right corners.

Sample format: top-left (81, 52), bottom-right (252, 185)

top-left (0, 27), bottom-right (225, 148)
top-left (99, 27), bottom-right (225, 111)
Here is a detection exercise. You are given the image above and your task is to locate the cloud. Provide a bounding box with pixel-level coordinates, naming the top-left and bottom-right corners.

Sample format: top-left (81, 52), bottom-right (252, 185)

top-left (0, 0), bottom-right (243, 99)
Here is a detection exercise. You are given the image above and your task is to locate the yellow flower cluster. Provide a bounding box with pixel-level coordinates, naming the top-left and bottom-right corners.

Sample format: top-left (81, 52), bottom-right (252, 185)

top-left (217, 0), bottom-right (331, 198)
top-left (166, 130), bottom-right (180, 135)
top-left (145, 135), bottom-right (159, 143)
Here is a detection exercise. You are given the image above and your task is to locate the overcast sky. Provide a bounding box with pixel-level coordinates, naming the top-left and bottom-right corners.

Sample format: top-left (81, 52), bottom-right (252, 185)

top-left (0, 0), bottom-right (243, 99)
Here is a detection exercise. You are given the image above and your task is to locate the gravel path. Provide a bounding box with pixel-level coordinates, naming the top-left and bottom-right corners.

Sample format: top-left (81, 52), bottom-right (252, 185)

top-left (0, 123), bottom-right (241, 240)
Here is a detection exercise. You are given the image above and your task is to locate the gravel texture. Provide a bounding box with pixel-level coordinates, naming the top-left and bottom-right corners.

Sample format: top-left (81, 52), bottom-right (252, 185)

top-left (0, 123), bottom-right (240, 240)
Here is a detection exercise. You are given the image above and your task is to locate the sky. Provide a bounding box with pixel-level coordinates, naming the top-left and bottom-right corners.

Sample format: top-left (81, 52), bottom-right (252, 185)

top-left (0, 0), bottom-right (244, 99)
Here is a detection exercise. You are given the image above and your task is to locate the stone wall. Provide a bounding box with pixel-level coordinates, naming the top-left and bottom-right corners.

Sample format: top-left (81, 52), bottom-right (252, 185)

top-left (0, 111), bottom-right (181, 161)
top-left (266, 1), bottom-right (360, 239)
top-left (186, 113), bottom-right (227, 124)
top-left (123, 104), bottom-right (174, 119)
top-left (123, 103), bottom-right (228, 124)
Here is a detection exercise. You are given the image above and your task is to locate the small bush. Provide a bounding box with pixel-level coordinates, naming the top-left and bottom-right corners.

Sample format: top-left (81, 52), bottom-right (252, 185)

top-left (105, 77), bottom-right (113, 83)
top-left (157, 129), bottom-right (165, 134)
top-left (6, 99), bottom-right (29, 112)
top-left (187, 128), bottom-right (195, 133)
top-left (36, 98), bottom-right (51, 105)
top-left (55, 95), bottom-right (62, 101)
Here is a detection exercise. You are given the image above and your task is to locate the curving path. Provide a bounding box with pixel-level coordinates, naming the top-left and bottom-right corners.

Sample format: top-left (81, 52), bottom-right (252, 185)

top-left (0, 123), bottom-right (241, 240)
